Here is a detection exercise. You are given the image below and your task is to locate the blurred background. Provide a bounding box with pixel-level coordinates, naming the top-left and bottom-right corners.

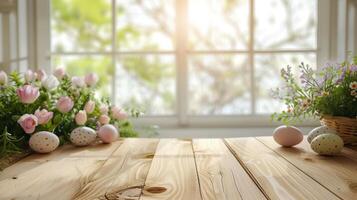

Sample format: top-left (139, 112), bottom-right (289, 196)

top-left (0, 0), bottom-right (356, 137)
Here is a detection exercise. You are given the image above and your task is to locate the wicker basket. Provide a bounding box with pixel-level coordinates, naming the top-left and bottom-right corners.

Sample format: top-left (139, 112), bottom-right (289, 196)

top-left (321, 115), bottom-right (357, 145)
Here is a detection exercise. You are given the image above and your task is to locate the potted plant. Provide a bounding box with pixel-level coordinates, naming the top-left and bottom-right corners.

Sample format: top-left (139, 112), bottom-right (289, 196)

top-left (271, 56), bottom-right (357, 144)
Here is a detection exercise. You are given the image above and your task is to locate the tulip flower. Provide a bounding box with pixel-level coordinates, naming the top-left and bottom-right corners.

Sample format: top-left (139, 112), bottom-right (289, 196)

top-left (24, 70), bottom-right (35, 83)
top-left (36, 69), bottom-right (47, 81)
top-left (111, 106), bottom-right (127, 120)
top-left (56, 96), bottom-right (74, 113)
top-left (17, 114), bottom-right (38, 134)
top-left (53, 68), bottom-right (66, 79)
top-left (42, 75), bottom-right (59, 91)
top-left (17, 85), bottom-right (40, 104)
top-left (99, 114), bottom-right (110, 125)
top-left (71, 76), bottom-right (86, 88)
top-left (100, 105), bottom-right (109, 114)
top-left (0, 71), bottom-right (7, 85)
top-left (75, 110), bottom-right (87, 125)
top-left (84, 100), bottom-right (95, 114)
top-left (34, 109), bottom-right (53, 125)
top-left (84, 73), bottom-right (98, 87)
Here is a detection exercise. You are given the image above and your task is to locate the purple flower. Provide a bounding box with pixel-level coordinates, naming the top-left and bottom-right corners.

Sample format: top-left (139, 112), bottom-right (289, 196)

top-left (350, 65), bottom-right (357, 72)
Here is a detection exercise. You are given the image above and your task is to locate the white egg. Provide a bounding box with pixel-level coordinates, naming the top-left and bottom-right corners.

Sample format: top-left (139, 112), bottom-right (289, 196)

top-left (29, 131), bottom-right (59, 153)
top-left (307, 126), bottom-right (336, 143)
top-left (273, 125), bottom-right (303, 147)
top-left (310, 133), bottom-right (344, 155)
top-left (70, 127), bottom-right (97, 146)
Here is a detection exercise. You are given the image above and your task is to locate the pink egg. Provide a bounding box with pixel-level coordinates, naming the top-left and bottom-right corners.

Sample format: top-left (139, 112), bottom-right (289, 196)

top-left (98, 124), bottom-right (119, 143)
top-left (273, 125), bottom-right (303, 147)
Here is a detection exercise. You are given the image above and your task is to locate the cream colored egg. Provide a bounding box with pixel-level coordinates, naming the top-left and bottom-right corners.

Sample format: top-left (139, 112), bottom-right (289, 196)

top-left (307, 126), bottom-right (335, 143)
top-left (29, 131), bottom-right (59, 153)
top-left (310, 133), bottom-right (344, 155)
top-left (273, 125), bottom-right (303, 147)
top-left (70, 127), bottom-right (97, 146)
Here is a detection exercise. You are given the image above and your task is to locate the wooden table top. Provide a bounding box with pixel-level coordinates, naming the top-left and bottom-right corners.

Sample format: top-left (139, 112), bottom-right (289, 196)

top-left (1, 137), bottom-right (357, 200)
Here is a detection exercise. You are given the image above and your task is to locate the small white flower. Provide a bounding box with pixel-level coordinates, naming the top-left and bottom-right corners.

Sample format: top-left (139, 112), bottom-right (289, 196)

top-left (0, 71), bottom-right (8, 85)
top-left (42, 75), bottom-right (59, 90)
top-left (350, 81), bottom-right (357, 90)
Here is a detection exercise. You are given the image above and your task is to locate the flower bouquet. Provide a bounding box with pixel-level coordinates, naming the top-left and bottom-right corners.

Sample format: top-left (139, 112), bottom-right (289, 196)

top-left (271, 56), bottom-right (357, 144)
top-left (0, 68), bottom-right (139, 157)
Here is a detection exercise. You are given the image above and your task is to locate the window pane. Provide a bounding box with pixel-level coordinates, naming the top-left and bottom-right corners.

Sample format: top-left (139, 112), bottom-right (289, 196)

top-left (19, 60), bottom-right (28, 73)
top-left (9, 12), bottom-right (17, 61)
top-left (188, 0), bottom-right (249, 50)
top-left (116, 0), bottom-right (175, 51)
top-left (255, 53), bottom-right (316, 114)
top-left (115, 55), bottom-right (176, 115)
top-left (18, 0), bottom-right (28, 58)
top-left (51, 0), bottom-right (112, 52)
top-left (51, 55), bottom-right (113, 97)
top-left (189, 55), bottom-right (251, 115)
top-left (255, 0), bottom-right (317, 50)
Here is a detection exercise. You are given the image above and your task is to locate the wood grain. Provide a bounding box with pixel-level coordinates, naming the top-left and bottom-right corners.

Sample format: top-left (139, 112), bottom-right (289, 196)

top-left (0, 141), bottom-right (123, 200)
top-left (225, 138), bottom-right (340, 200)
top-left (192, 139), bottom-right (266, 200)
top-left (258, 136), bottom-right (357, 200)
top-left (140, 139), bottom-right (202, 200)
top-left (73, 138), bottom-right (159, 200)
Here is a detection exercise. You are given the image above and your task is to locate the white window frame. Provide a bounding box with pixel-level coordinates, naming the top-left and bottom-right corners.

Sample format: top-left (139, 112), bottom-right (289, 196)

top-left (35, 0), bottom-right (343, 128)
top-left (0, 0), bottom-right (32, 72)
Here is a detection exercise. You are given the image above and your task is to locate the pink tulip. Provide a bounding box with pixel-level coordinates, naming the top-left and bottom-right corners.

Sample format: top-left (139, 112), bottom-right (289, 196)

top-left (99, 114), bottom-right (110, 125)
top-left (111, 106), bottom-right (127, 120)
top-left (100, 105), bottom-right (109, 114)
top-left (17, 85), bottom-right (40, 104)
top-left (75, 110), bottom-right (87, 125)
top-left (36, 69), bottom-right (47, 81)
top-left (34, 109), bottom-right (53, 125)
top-left (71, 76), bottom-right (86, 88)
top-left (84, 73), bottom-right (98, 87)
top-left (56, 96), bottom-right (74, 113)
top-left (24, 70), bottom-right (35, 83)
top-left (17, 114), bottom-right (38, 134)
top-left (53, 68), bottom-right (66, 79)
top-left (0, 71), bottom-right (8, 85)
top-left (84, 100), bottom-right (95, 114)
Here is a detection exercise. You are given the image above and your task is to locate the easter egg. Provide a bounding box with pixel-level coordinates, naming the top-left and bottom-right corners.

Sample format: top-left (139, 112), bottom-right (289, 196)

top-left (29, 131), bottom-right (59, 153)
top-left (273, 125), bottom-right (303, 147)
top-left (307, 126), bottom-right (335, 143)
top-left (310, 133), bottom-right (344, 155)
top-left (98, 124), bottom-right (119, 143)
top-left (70, 127), bottom-right (97, 146)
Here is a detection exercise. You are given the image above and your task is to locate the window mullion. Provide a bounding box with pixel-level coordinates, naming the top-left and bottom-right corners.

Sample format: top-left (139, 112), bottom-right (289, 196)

top-left (111, 0), bottom-right (117, 104)
top-left (249, 0), bottom-right (256, 114)
top-left (176, 0), bottom-right (188, 126)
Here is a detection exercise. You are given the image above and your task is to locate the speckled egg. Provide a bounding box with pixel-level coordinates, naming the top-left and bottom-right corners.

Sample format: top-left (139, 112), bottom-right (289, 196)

top-left (70, 127), bottom-right (97, 146)
top-left (307, 126), bottom-right (336, 143)
top-left (310, 133), bottom-right (344, 155)
top-left (273, 125), bottom-right (303, 147)
top-left (29, 131), bottom-right (59, 153)
top-left (98, 124), bottom-right (119, 143)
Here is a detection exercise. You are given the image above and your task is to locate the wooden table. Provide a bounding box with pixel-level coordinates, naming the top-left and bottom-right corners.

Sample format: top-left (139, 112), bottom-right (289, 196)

top-left (1, 137), bottom-right (357, 200)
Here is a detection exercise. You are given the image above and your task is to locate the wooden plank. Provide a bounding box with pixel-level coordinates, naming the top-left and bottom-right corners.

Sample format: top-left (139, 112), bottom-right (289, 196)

top-left (192, 139), bottom-right (266, 200)
top-left (140, 139), bottom-right (202, 200)
top-left (258, 136), bottom-right (357, 200)
top-left (225, 138), bottom-right (340, 200)
top-left (0, 140), bottom-right (123, 200)
top-left (73, 138), bottom-right (159, 200)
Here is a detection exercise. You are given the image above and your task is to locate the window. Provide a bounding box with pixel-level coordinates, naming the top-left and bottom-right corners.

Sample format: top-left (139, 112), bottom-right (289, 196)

top-left (50, 0), bottom-right (319, 124)
top-left (0, 0), bottom-right (29, 72)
